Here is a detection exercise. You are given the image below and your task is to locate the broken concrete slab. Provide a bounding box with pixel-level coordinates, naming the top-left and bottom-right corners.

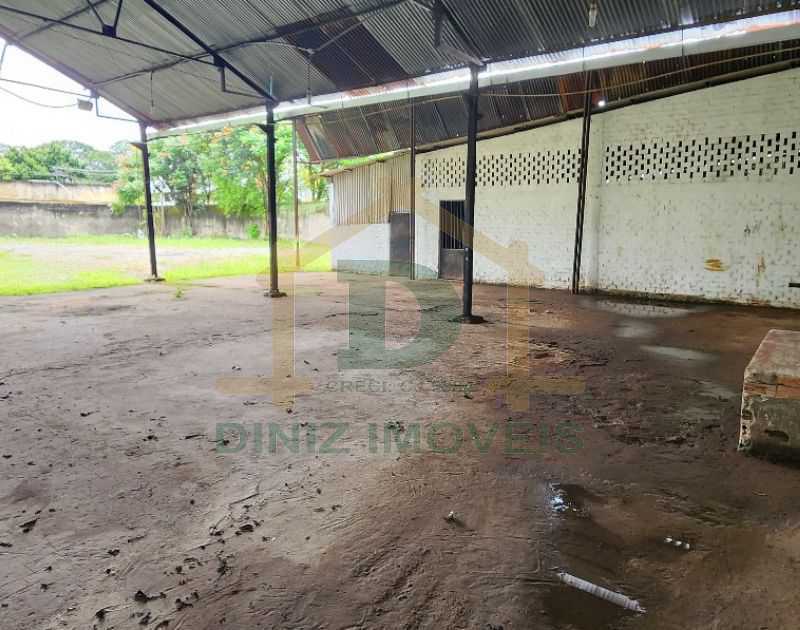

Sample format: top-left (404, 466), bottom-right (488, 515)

top-left (740, 329), bottom-right (800, 459)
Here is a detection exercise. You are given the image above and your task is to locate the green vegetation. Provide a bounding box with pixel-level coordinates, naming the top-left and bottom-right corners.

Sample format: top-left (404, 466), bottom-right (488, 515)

top-left (0, 126), bottom-right (341, 296)
top-left (0, 251), bottom-right (139, 296)
top-left (0, 237), bottom-right (331, 296)
top-left (163, 239), bottom-right (331, 283)
top-left (114, 125), bottom-right (328, 224)
top-left (0, 235), bottom-right (270, 249)
top-left (0, 128), bottom-right (331, 224)
top-left (0, 140), bottom-right (118, 183)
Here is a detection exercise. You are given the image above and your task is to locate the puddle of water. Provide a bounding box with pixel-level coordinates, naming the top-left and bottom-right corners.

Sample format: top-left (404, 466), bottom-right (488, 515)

top-left (614, 319), bottom-right (657, 339)
top-left (696, 380), bottom-right (738, 400)
top-left (542, 582), bottom-right (638, 630)
top-left (549, 484), bottom-right (595, 518)
top-left (545, 484), bottom-right (653, 628)
top-left (641, 345), bottom-right (716, 362)
top-left (592, 299), bottom-right (696, 319)
top-left (544, 484), bottom-right (638, 629)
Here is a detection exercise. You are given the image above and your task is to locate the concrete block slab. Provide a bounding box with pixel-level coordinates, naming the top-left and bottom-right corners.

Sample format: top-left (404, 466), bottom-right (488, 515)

top-left (740, 329), bottom-right (800, 459)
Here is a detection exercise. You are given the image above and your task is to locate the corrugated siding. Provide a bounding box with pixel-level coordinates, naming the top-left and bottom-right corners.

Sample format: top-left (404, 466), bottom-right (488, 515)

top-left (1, 0), bottom-right (797, 125)
top-left (305, 39), bottom-right (800, 159)
top-left (331, 154), bottom-right (410, 225)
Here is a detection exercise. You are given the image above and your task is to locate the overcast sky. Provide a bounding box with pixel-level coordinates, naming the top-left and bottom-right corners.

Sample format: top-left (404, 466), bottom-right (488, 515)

top-left (0, 37), bottom-right (138, 150)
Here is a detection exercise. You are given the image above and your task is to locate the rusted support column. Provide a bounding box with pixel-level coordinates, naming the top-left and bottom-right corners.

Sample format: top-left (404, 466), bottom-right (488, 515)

top-left (457, 65), bottom-right (485, 324)
top-left (409, 98), bottom-right (416, 280)
top-left (571, 71), bottom-right (594, 295)
top-left (136, 122), bottom-right (161, 282)
top-left (265, 106), bottom-right (286, 298)
top-left (292, 119), bottom-right (300, 270)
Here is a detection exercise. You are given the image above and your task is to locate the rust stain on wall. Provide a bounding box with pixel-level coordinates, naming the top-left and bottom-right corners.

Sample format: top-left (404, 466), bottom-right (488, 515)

top-left (705, 258), bottom-right (727, 272)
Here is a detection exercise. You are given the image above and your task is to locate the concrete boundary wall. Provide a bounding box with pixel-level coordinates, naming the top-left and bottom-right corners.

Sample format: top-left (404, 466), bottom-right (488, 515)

top-left (0, 202), bottom-right (141, 237)
top-left (405, 67), bottom-right (800, 308)
top-left (0, 181), bottom-right (115, 205)
top-left (0, 201), bottom-right (332, 241)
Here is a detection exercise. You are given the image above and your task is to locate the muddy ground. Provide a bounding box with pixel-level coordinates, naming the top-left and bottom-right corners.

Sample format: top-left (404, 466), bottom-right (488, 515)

top-left (1, 273), bottom-right (800, 630)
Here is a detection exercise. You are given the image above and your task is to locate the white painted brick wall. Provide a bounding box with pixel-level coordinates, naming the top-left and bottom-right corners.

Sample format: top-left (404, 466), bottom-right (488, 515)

top-left (416, 119), bottom-right (584, 288)
top-left (412, 68), bottom-right (800, 307)
top-left (331, 224), bottom-right (391, 274)
top-left (595, 68), bottom-right (800, 307)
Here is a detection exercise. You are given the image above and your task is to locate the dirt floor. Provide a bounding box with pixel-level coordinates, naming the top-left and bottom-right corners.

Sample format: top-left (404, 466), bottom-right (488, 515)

top-left (2, 273), bottom-right (800, 630)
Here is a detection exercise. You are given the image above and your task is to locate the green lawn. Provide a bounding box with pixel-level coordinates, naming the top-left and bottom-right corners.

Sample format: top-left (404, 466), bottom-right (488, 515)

top-left (0, 237), bottom-right (331, 296)
top-left (0, 251), bottom-right (140, 296)
top-left (0, 235), bottom-right (270, 249)
top-left (163, 243), bottom-right (331, 283)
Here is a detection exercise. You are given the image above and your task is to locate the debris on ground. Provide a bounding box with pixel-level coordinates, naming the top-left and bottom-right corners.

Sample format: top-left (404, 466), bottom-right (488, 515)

top-left (133, 590), bottom-right (165, 604)
top-left (664, 537), bottom-right (691, 550)
top-left (557, 572), bottom-right (646, 613)
top-left (386, 420), bottom-right (405, 433)
top-left (19, 519), bottom-right (37, 533)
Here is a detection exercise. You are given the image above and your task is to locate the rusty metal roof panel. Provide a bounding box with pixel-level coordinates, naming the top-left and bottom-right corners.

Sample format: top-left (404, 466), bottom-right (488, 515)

top-left (410, 98), bottom-right (449, 145)
top-left (360, 1), bottom-right (467, 75)
top-left (222, 43), bottom-right (338, 102)
top-left (2, 0), bottom-right (799, 127)
top-left (432, 95), bottom-right (469, 139)
top-left (381, 101), bottom-right (413, 148)
top-left (358, 103), bottom-right (401, 152)
top-left (297, 38), bottom-right (800, 160)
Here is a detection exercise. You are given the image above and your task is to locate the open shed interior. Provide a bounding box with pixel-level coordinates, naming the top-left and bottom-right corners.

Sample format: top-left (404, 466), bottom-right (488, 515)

top-left (1, 2), bottom-right (800, 630)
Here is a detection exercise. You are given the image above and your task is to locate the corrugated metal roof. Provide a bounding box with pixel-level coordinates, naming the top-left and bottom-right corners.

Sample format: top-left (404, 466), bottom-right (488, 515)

top-left (299, 39), bottom-right (800, 159)
top-left (0, 0), bottom-right (798, 125)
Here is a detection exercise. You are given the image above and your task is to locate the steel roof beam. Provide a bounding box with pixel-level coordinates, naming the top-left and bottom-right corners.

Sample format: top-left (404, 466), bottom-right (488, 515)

top-left (93, 0), bottom-right (408, 90)
top-left (410, 0), bottom-right (484, 67)
top-left (140, 0), bottom-right (275, 102)
top-left (84, 0), bottom-right (106, 30)
top-left (0, 3), bottom-right (217, 67)
top-left (16, 0), bottom-right (113, 42)
top-left (0, 17), bottom-right (154, 124)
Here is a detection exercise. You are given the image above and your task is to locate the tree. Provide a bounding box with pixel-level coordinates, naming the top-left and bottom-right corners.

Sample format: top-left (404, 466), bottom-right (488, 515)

top-left (149, 134), bottom-right (211, 227)
top-left (112, 122), bottom-right (329, 229)
top-left (0, 141), bottom-right (117, 183)
top-left (207, 126), bottom-right (267, 219)
top-left (112, 146), bottom-right (144, 214)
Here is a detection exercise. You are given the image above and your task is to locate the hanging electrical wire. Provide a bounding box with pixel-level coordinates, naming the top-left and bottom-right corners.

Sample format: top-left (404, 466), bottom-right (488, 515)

top-left (295, 43), bottom-right (800, 127)
top-left (0, 84), bottom-right (76, 109)
top-left (149, 42), bottom-right (799, 144)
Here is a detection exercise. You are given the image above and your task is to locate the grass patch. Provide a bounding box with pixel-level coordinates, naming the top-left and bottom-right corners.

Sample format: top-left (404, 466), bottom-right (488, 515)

top-left (0, 235), bottom-right (272, 249)
top-left (0, 238), bottom-right (331, 295)
top-left (0, 252), bottom-right (139, 296)
top-left (163, 244), bottom-right (331, 282)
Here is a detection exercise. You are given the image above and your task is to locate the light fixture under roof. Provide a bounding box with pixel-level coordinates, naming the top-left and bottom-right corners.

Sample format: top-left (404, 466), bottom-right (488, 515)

top-left (589, 1), bottom-right (599, 29)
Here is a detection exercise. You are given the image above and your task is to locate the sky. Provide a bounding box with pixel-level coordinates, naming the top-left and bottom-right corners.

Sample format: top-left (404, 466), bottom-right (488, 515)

top-left (0, 37), bottom-right (138, 150)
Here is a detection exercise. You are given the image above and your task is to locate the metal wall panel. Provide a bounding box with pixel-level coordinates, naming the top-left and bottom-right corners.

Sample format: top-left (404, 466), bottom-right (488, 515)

top-left (329, 154), bottom-right (410, 224)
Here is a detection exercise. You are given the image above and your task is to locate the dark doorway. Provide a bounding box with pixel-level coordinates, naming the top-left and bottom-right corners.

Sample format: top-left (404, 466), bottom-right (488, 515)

top-left (439, 200), bottom-right (466, 281)
top-left (389, 212), bottom-right (411, 277)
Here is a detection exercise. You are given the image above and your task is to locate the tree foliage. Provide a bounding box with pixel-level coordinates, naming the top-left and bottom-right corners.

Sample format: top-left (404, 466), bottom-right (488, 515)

top-left (0, 125), bottom-right (330, 224)
top-left (114, 123), bottom-right (325, 221)
top-left (0, 141), bottom-right (117, 183)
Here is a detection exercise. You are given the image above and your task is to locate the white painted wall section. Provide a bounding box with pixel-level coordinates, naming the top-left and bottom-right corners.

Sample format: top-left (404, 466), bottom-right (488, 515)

top-left (414, 68), bottom-right (800, 307)
top-left (330, 224), bottom-right (391, 274)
